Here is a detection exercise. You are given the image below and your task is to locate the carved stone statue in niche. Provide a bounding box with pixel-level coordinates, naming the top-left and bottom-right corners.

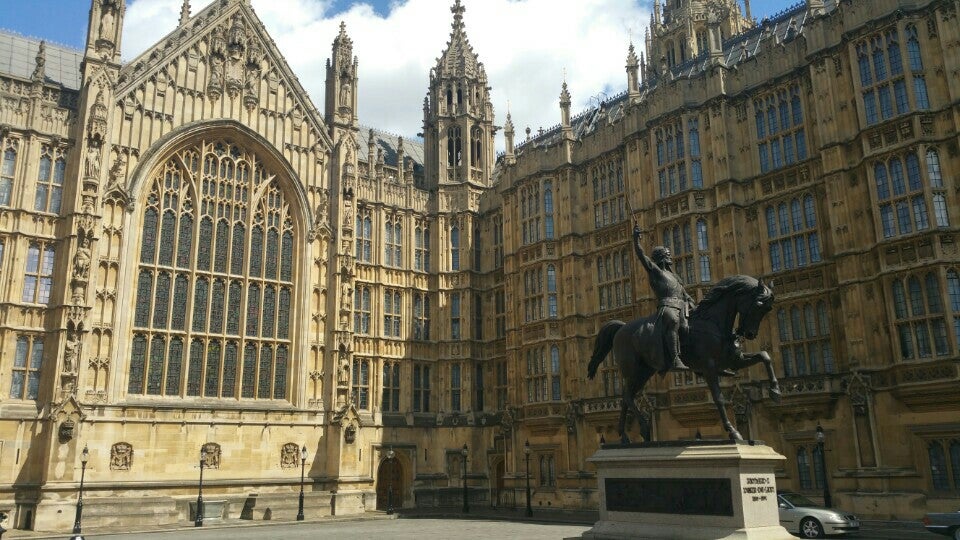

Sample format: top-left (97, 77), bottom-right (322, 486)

top-left (85, 144), bottom-right (101, 180)
top-left (73, 243), bottom-right (91, 280)
top-left (99, 3), bottom-right (116, 45)
top-left (63, 332), bottom-right (81, 374)
top-left (280, 442), bottom-right (299, 469)
top-left (340, 79), bottom-right (352, 109)
top-left (209, 55), bottom-right (224, 91)
top-left (111, 442), bottom-right (133, 470)
top-left (341, 282), bottom-right (352, 310)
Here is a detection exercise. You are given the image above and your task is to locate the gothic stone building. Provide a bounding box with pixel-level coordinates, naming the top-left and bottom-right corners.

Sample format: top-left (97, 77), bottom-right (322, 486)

top-left (0, 0), bottom-right (958, 531)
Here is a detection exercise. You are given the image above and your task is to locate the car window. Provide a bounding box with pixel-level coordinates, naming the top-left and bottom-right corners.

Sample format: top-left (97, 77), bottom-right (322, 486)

top-left (779, 492), bottom-right (819, 507)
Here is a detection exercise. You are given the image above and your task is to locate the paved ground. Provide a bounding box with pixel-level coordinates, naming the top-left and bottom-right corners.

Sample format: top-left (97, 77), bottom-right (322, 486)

top-left (1, 509), bottom-right (935, 539)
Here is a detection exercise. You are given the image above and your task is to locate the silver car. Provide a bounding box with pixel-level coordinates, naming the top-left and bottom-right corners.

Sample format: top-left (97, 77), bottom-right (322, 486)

top-left (777, 491), bottom-right (860, 538)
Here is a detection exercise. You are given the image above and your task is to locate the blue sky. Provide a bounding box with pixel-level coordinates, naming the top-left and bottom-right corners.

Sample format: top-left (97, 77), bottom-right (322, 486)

top-left (2, 0), bottom-right (800, 145)
top-left (4, 0), bottom-right (793, 50)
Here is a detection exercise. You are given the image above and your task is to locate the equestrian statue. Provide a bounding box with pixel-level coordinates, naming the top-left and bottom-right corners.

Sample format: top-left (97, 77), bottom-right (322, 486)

top-left (587, 225), bottom-right (781, 443)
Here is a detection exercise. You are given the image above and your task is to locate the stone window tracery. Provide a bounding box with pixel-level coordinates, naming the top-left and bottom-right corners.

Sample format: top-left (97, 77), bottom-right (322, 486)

top-left (873, 149), bottom-right (946, 239)
top-left (927, 438), bottom-right (960, 491)
top-left (413, 363), bottom-right (431, 412)
top-left (450, 225), bottom-right (461, 270)
top-left (596, 248), bottom-right (631, 312)
top-left (754, 85), bottom-right (806, 173)
top-left (450, 292), bottom-right (462, 339)
top-left (765, 194), bottom-right (822, 272)
top-left (355, 209), bottom-right (372, 263)
top-left (383, 289), bottom-right (402, 338)
top-left (592, 158), bottom-right (625, 227)
top-left (856, 25), bottom-right (929, 126)
top-left (129, 139), bottom-right (296, 400)
top-left (10, 335), bottom-right (43, 400)
top-left (352, 357), bottom-right (370, 409)
top-left (777, 301), bottom-right (835, 377)
top-left (892, 272), bottom-right (950, 360)
top-left (413, 292), bottom-right (431, 340)
top-left (414, 221), bottom-right (430, 271)
top-left (523, 266), bottom-right (544, 322)
top-left (0, 139), bottom-right (18, 206)
top-left (354, 285), bottom-right (371, 335)
top-left (450, 362), bottom-right (462, 412)
top-left (382, 361), bottom-right (400, 412)
top-left (520, 182), bottom-right (541, 245)
top-left (34, 145), bottom-right (66, 214)
top-left (384, 215), bottom-right (402, 268)
top-left (23, 243), bottom-right (55, 305)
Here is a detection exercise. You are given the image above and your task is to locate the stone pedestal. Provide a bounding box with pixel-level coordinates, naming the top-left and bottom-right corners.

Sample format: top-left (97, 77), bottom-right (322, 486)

top-left (578, 441), bottom-right (795, 540)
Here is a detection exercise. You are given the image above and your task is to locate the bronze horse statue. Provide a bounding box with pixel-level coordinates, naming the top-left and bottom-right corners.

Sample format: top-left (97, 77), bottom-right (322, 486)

top-left (587, 275), bottom-right (780, 443)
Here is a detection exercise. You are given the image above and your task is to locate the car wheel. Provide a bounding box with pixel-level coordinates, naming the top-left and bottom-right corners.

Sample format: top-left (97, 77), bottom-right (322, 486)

top-left (800, 517), bottom-right (825, 539)
top-left (953, 526), bottom-right (960, 540)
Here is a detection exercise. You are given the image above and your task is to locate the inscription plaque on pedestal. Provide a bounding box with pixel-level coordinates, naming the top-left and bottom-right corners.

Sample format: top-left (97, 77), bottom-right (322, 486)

top-left (578, 441), bottom-right (795, 540)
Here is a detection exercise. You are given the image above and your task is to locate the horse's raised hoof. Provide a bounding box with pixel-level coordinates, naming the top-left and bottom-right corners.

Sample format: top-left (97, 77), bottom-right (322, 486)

top-left (768, 387), bottom-right (782, 404)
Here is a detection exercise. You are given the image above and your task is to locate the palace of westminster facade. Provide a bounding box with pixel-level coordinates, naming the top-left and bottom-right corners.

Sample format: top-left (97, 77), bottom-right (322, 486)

top-left (0, 0), bottom-right (958, 531)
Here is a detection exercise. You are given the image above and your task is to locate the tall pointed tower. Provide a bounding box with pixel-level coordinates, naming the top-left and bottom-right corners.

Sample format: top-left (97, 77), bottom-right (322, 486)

top-left (325, 21), bottom-right (359, 135)
top-left (646, 0), bottom-right (752, 71)
top-left (422, 0), bottom-right (495, 188)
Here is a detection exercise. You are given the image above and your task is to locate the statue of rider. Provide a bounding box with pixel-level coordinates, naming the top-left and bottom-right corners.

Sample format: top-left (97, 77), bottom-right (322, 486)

top-left (632, 225), bottom-right (696, 372)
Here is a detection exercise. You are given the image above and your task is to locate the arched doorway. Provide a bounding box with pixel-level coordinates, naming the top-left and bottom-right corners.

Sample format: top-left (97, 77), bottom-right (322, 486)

top-left (376, 457), bottom-right (403, 511)
top-left (493, 460), bottom-right (505, 507)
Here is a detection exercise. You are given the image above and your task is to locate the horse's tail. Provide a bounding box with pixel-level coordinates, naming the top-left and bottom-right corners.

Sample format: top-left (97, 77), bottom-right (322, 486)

top-left (588, 320), bottom-right (625, 380)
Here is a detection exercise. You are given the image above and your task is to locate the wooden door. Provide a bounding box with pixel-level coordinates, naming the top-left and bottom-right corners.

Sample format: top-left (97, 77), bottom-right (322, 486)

top-left (376, 458), bottom-right (403, 510)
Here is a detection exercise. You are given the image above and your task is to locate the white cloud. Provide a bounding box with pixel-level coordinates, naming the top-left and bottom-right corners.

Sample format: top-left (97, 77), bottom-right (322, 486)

top-left (123, 0), bottom-right (650, 151)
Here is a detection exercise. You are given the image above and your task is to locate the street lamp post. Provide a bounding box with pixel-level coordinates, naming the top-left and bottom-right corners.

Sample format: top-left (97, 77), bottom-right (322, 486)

top-left (816, 423), bottom-right (832, 508)
top-left (195, 448), bottom-right (206, 527)
top-left (461, 444), bottom-right (469, 513)
top-left (70, 445), bottom-right (89, 539)
top-left (297, 446), bottom-right (307, 521)
top-left (524, 441), bottom-right (533, 518)
top-left (386, 447), bottom-right (396, 515)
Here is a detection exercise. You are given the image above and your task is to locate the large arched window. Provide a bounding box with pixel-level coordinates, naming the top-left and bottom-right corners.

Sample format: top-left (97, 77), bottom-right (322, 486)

top-left (129, 139), bottom-right (297, 400)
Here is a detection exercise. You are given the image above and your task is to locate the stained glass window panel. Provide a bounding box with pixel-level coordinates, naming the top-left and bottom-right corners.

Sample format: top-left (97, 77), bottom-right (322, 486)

top-left (172, 274), bottom-right (189, 330)
top-left (177, 214), bottom-right (193, 268)
top-left (222, 341), bottom-right (238, 398)
top-left (204, 340), bottom-right (221, 397)
top-left (187, 340), bottom-right (204, 396)
top-left (159, 211), bottom-right (176, 266)
top-left (274, 345), bottom-right (288, 399)
top-left (128, 334), bottom-right (147, 394)
top-left (281, 231), bottom-right (293, 281)
top-left (150, 274), bottom-right (172, 332)
top-left (147, 336), bottom-right (166, 395)
top-left (208, 279), bottom-right (225, 333)
top-left (193, 278), bottom-right (209, 332)
top-left (239, 344), bottom-right (257, 398)
top-left (227, 281), bottom-right (242, 335)
top-left (278, 287), bottom-right (291, 339)
top-left (214, 220), bottom-right (229, 273)
top-left (142, 208), bottom-right (158, 264)
top-left (258, 345), bottom-right (273, 398)
top-left (262, 285), bottom-right (276, 338)
top-left (250, 226), bottom-right (263, 277)
top-left (231, 224), bottom-right (245, 275)
top-left (165, 337), bottom-right (183, 396)
top-left (135, 271), bottom-right (153, 328)
top-left (198, 218), bottom-right (213, 270)
top-left (247, 284), bottom-right (261, 336)
top-left (265, 229), bottom-right (279, 279)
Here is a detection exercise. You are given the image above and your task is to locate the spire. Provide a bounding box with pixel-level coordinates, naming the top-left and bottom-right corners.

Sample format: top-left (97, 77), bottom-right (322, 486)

top-left (179, 0), bottom-right (191, 26)
top-left (451, 0), bottom-right (466, 37)
top-left (32, 41), bottom-right (46, 83)
top-left (504, 111), bottom-right (516, 163)
top-left (626, 43), bottom-right (640, 99)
